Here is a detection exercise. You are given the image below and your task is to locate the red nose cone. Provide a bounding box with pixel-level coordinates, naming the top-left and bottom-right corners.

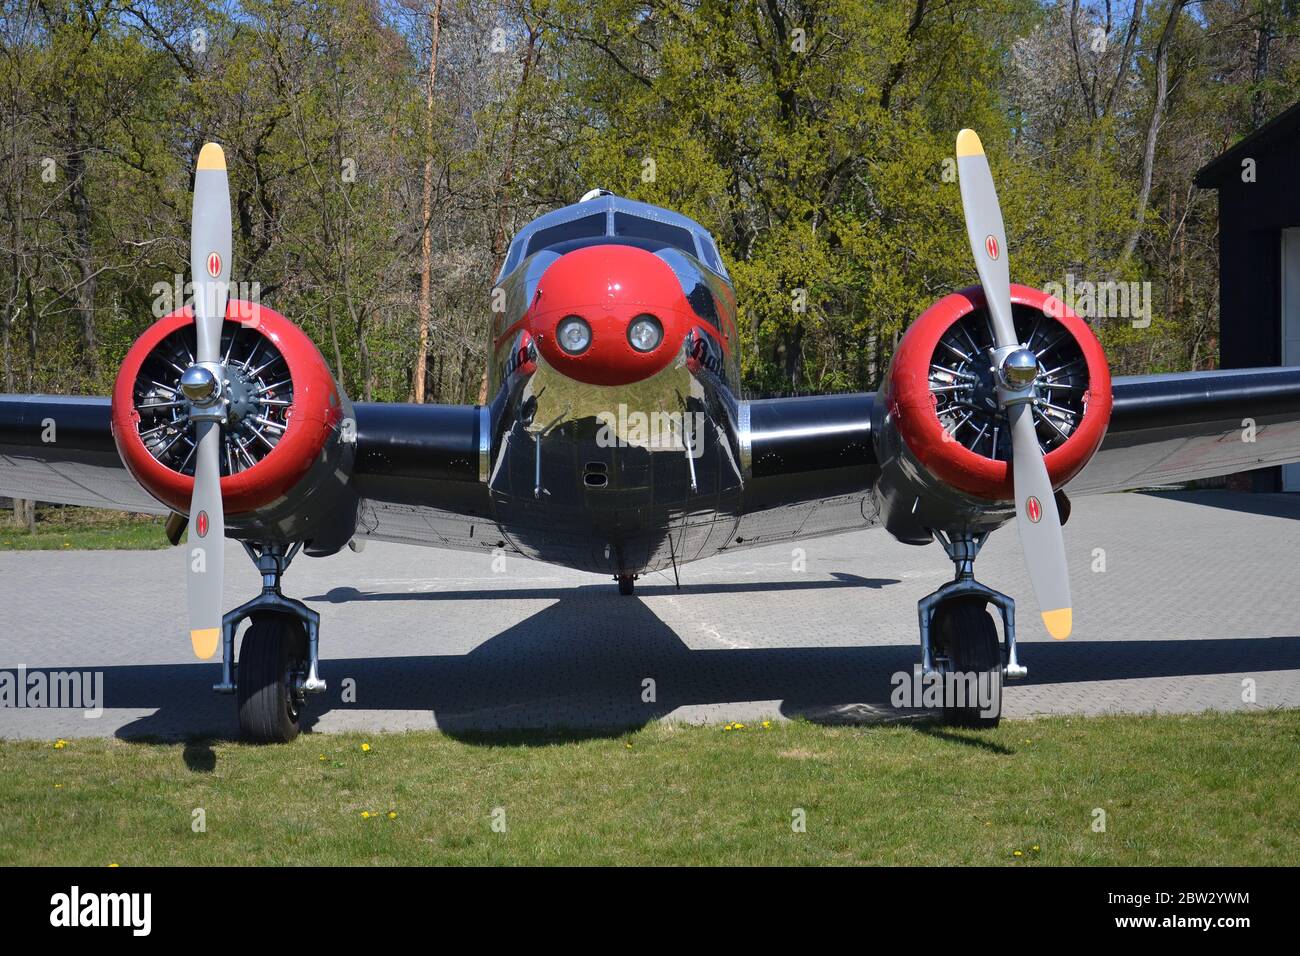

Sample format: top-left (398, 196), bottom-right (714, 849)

top-left (527, 245), bottom-right (694, 386)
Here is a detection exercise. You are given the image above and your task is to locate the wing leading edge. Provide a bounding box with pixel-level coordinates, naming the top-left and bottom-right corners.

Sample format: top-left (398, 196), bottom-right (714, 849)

top-left (0, 396), bottom-right (165, 513)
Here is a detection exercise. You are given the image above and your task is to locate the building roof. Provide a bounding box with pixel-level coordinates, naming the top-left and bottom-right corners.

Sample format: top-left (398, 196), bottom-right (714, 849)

top-left (1196, 99), bottom-right (1300, 188)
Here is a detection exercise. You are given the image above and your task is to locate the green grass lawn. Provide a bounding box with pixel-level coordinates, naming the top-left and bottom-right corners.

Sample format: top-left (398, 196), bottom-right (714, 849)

top-left (0, 506), bottom-right (168, 551)
top-left (1, 710), bottom-right (1296, 866)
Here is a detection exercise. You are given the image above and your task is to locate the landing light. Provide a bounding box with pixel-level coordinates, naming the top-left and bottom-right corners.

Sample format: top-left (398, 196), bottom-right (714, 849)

top-left (628, 315), bottom-right (663, 353)
top-left (557, 316), bottom-right (592, 354)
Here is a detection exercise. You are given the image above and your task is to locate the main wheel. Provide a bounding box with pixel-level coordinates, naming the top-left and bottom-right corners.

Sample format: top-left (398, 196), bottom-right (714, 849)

top-left (237, 614), bottom-right (308, 743)
top-left (617, 574), bottom-right (635, 596)
top-left (931, 597), bottom-right (1003, 728)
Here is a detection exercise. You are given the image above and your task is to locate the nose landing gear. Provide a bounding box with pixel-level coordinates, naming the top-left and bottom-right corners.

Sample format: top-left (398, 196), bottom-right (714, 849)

top-left (917, 529), bottom-right (1026, 728)
top-left (213, 541), bottom-right (326, 743)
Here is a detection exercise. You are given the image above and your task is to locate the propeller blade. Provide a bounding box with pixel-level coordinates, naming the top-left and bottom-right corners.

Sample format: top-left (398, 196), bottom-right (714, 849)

top-left (1008, 404), bottom-right (1072, 638)
top-left (190, 143), bottom-right (231, 364)
top-left (956, 128), bottom-right (1072, 639)
top-left (187, 420), bottom-right (224, 658)
top-left (184, 142), bottom-right (232, 659)
top-left (955, 129), bottom-right (1016, 351)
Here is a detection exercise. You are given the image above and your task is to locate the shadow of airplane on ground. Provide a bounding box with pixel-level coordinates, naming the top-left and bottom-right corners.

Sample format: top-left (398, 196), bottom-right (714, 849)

top-left (36, 569), bottom-right (1289, 744)
top-left (1141, 489), bottom-right (1300, 521)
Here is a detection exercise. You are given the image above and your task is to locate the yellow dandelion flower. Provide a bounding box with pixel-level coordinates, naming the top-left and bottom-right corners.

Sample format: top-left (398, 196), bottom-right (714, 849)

top-left (761, 720), bottom-right (771, 729)
top-left (1013, 850), bottom-right (1023, 858)
top-left (54, 784), bottom-right (63, 789)
top-left (735, 723), bottom-right (745, 730)
top-left (387, 811), bottom-right (397, 820)
top-left (360, 743), bottom-right (371, 752)
top-left (360, 811), bottom-right (371, 819)
top-left (53, 739), bottom-right (67, 749)
top-left (1031, 845), bottom-right (1041, 853)
top-left (108, 863), bottom-right (119, 868)
top-left (318, 754), bottom-right (326, 761)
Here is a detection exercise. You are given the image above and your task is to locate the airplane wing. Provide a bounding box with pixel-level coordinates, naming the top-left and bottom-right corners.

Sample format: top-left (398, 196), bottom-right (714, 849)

top-left (5, 366), bottom-right (1300, 551)
top-left (736, 365), bottom-right (1300, 516)
top-left (347, 403), bottom-right (511, 555)
top-left (0, 394), bottom-right (501, 553)
top-left (0, 396), bottom-right (166, 514)
top-left (1068, 366), bottom-right (1300, 494)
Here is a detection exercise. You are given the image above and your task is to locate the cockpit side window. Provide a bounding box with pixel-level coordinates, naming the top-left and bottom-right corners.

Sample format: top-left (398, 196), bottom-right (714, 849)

top-left (524, 213), bottom-right (607, 257)
top-left (698, 235), bottom-right (725, 275)
top-left (612, 212), bottom-right (697, 257)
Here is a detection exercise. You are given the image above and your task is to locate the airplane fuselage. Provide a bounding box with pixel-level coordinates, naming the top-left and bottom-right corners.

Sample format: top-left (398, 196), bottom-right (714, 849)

top-left (483, 199), bottom-right (751, 576)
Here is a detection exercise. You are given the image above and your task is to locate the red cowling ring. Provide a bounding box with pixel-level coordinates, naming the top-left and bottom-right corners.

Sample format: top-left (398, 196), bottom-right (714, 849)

top-left (110, 301), bottom-right (342, 516)
top-left (887, 284), bottom-right (1112, 502)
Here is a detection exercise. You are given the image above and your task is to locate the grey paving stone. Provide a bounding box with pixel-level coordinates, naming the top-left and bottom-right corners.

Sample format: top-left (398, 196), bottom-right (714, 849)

top-left (0, 489), bottom-right (1296, 739)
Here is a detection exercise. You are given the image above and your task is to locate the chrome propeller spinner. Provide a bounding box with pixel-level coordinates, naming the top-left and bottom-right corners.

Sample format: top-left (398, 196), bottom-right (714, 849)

top-left (179, 365), bottom-right (222, 405)
top-left (999, 347), bottom-right (1039, 391)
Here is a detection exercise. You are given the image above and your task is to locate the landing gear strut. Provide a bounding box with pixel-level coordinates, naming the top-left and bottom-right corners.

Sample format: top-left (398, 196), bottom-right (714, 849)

top-left (617, 574), bottom-right (636, 596)
top-left (213, 542), bottom-right (326, 742)
top-left (917, 529), bottom-right (1026, 728)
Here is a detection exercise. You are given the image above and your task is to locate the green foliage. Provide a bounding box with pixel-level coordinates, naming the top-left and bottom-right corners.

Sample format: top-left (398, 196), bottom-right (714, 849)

top-left (2, 0), bottom-right (1297, 398)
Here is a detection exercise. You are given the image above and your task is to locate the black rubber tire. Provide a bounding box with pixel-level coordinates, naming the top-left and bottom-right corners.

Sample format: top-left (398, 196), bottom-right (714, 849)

top-left (237, 615), bottom-right (307, 743)
top-left (617, 575), bottom-right (635, 596)
top-left (932, 598), bottom-right (1003, 729)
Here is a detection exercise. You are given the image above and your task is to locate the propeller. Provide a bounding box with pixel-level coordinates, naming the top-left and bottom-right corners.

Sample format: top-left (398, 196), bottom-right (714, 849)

top-left (184, 142), bottom-right (232, 659)
top-left (955, 129), bottom-right (1072, 640)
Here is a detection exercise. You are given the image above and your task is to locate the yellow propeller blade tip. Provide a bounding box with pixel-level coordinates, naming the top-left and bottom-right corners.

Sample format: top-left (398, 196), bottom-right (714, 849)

top-left (190, 628), bottom-right (220, 659)
top-left (956, 129), bottom-right (984, 157)
top-left (1041, 608), bottom-right (1072, 640)
top-left (197, 143), bottom-right (226, 171)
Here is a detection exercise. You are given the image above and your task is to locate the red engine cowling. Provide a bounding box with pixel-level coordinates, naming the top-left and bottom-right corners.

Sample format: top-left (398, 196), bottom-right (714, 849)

top-left (110, 300), bottom-right (359, 552)
top-left (873, 284), bottom-right (1112, 540)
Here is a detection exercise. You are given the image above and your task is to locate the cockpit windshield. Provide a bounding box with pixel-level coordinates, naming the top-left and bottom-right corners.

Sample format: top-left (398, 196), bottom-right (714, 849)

top-left (500, 195), bottom-right (729, 283)
top-left (524, 214), bottom-right (607, 257)
top-left (612, 212), bottom-right (696, 256)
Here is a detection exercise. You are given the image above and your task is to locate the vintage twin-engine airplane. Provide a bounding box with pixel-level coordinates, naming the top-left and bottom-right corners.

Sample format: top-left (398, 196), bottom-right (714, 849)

top-left (4, 132), bottom-right (1300, 741)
